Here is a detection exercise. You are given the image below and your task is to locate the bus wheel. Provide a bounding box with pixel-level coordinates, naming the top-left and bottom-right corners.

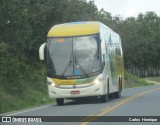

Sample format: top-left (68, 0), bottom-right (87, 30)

top-left (56, 98), bottom-right (64, 106)
top-left (100, 94), bottom-right (109, 102)
top-left (115, 76), bottom-right (122, 98)
top-left (115, 90), bottom-right (121, 98)
top-left (100, 81), bottom-right (109, 102)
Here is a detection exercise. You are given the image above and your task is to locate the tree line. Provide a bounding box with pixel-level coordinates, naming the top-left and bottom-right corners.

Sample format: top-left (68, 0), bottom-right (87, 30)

top-left (0, 0), bottom-right (160, 99)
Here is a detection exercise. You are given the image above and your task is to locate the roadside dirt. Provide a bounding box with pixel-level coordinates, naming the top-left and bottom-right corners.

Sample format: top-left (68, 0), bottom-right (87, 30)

top-left (143, 78), bottom-right (160, 84)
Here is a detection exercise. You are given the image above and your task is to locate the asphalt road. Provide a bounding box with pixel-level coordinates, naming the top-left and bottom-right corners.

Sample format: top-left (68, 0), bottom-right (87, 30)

top-left (1, 85), bottom-right (160, 125)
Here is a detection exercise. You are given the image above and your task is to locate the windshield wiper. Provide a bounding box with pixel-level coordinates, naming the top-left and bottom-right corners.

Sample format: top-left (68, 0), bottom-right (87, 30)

top-left (74, 52), bottom-right (89, 78)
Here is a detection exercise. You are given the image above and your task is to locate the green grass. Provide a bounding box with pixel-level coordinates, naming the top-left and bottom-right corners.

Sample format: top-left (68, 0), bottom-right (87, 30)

top-left (124, 72), bottom-right (154, 88)
top-left (0, 86), bottom-right (54, 114)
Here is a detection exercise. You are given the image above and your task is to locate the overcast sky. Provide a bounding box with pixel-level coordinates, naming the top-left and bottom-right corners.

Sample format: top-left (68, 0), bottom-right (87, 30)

top-left (92, 0), bottom-right (160, 18)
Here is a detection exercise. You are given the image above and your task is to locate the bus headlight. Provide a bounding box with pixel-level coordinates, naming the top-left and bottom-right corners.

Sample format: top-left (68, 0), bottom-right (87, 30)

top-left (92, 74), bottom-right (103, 85)
top-left (47, 81), bottom-right (56, 87)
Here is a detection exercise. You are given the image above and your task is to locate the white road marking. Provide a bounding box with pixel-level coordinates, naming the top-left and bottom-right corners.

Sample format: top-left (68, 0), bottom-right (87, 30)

top-left (5, 104), bottom-right (52, 116)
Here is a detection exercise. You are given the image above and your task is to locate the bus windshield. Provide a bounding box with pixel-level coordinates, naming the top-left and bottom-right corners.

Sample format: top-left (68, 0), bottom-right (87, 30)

top-left (47, 34), bottom-right (101, 79)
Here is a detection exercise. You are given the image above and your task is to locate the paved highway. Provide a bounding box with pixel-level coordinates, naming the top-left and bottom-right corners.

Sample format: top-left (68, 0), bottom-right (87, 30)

top-left (1, 85), bottom-right (160, 125)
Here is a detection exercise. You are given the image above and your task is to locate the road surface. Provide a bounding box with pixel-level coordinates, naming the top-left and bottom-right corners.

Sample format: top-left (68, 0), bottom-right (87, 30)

top-left (1, 85), bottom-right (160, 125)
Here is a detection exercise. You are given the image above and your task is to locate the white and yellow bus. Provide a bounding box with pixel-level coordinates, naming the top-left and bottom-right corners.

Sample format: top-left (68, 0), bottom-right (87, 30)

top-left (39, 21), bottom-right (124, 105)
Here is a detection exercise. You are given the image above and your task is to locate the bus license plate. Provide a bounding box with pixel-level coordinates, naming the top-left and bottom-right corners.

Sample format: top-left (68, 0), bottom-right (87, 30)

top-left (71, 91), bottom-right (80, 95)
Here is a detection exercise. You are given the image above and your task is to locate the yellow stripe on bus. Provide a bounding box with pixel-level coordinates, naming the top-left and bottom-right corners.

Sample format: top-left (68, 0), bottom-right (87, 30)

top-left (47, 22), bottom-right (99, 37)
top-left (52, 78), bottom-right (76, 85)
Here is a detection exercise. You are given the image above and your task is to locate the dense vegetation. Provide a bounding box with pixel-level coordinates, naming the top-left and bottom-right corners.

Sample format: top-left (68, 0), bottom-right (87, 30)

top-left (0, 0), bottom-right (160, 113)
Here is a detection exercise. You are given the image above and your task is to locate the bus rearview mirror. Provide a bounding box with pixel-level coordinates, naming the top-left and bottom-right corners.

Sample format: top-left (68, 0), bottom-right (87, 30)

top-left (39, 43), bottom-right (46, 60)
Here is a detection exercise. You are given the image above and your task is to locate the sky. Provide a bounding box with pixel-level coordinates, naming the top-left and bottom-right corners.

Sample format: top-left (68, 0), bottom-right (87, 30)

top-left (92, 0), bottom-right (160, 18)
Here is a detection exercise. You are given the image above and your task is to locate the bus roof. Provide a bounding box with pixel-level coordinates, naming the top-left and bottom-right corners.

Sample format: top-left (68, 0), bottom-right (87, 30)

top-left (47, 21), bottom-right (100, 37)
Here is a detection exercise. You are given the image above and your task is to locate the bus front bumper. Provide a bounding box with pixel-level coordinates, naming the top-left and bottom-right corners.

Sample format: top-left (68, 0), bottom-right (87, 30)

top-left (48, 83), bottom-right (104, 98)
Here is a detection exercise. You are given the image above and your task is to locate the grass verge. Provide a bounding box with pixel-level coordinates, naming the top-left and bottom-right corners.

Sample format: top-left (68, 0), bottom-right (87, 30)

top-left (0, 86), bottom-right (54, 114)
top-left (125, 72), bottom-right (154, 88)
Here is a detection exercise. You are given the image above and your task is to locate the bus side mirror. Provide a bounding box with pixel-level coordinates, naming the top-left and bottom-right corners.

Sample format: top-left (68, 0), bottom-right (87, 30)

top-left (39, 43), bottom-right (46, 60)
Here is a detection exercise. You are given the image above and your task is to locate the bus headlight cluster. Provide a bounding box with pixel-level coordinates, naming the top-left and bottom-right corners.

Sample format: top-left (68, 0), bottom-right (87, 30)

top-left (92, 74), bottom-right (103, 85)
top-left (47, 81), bottom-right (56, 87)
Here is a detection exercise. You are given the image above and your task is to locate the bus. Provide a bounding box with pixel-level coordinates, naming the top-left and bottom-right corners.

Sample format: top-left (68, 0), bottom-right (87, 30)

top-left (39, 21), bottom-right (124, 105)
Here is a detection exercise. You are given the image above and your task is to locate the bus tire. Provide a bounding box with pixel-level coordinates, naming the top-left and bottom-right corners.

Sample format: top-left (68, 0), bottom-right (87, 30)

top-left (56, 98), bottom-right (64, 106)
top-left (115, 76), bottom-right (122, 98)
top-left (100, 94), bottom-right (109, 102)
top-left (100, 80), bottom-right (109, 102)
